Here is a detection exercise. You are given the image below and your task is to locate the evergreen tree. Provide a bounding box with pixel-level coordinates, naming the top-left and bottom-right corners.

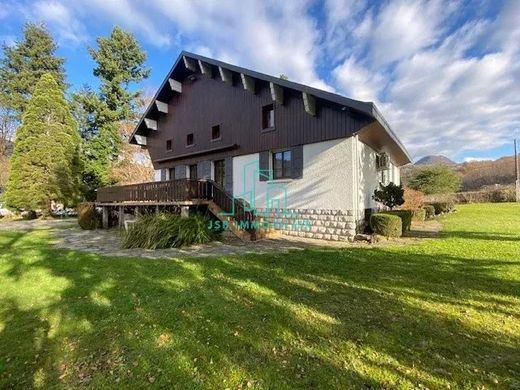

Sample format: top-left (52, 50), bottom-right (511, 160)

top-left (4, 74), bottom-right (81, 213)
top-left (74, 26), bottom-right (149, 199)
top-left (0, 23), bottom-right (65, 120)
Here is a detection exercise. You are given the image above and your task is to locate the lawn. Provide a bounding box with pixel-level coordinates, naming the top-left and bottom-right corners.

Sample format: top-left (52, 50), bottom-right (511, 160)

top-left (0, 203), bottom-right (519, 389)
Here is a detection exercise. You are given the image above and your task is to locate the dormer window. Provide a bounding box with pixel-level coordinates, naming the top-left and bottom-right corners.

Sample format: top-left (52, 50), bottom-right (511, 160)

top-left (186, 133), bottom-right (194, 146)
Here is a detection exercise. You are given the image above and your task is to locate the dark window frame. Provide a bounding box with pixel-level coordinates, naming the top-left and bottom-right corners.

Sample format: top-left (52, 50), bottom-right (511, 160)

top-left (186, 133), bottom-right (194, 147)
top-left (213, 159), bottom-right (225, 187)
top-left (166, 139), bottom-right (172, 151)
top-left (272, 149), bottom-right (292, 180)
top-left (262, 104), bottom-right (275, 131)
top-left (168, 167), bottom-right (175, 180)
top-left (189, 164), bottom-right (197, 179)
top-left (211, 124), bottom-right (221, 141)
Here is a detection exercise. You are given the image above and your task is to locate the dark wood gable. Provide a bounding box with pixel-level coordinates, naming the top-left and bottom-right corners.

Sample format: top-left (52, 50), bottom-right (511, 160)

top-left (144, 68), bottom-right (373, 169)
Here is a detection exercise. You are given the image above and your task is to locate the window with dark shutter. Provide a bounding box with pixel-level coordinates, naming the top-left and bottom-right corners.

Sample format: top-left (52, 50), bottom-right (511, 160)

top-left (168, 167), bottom-right (175, 180)
top-left (186, 133), bottom-right (194, 146)
top-left (189, 164), bottom-right (197, 179)
top-left (166, 139), bottom-right (172, 151)
top-left (272, 150), bottom-right (292, 179)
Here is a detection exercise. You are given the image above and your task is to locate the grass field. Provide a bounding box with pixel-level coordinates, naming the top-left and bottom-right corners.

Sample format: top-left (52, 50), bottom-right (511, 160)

top-left (0, 203), bottom-right (519, 389)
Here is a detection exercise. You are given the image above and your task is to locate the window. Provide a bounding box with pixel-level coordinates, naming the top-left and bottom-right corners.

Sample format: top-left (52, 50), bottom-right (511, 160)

top-left (211, 125), bottom-right (221, 140)
top-left (186, 133), bottom-right (194, 146)
top-left (168, 167), bottom-right (175, 180)
top-left (213, 160), bottom-right (225, 187)
top-left (262, 104), bottom-right (274, 129)
top-left (272, 150), bottom-right (292, 179)
top-left (189, 164), bottom-right (197, 179)
top-left (166, 139), bottom-right (172, 151)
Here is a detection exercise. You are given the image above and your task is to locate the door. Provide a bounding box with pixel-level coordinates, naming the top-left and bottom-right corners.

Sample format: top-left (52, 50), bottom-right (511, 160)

top-left (189, 164), bottom-right (197, 179)
top-left (213, 160), bottom-right (225, 187)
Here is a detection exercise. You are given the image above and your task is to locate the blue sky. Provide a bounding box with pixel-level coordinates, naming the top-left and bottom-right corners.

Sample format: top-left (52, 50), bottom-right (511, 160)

top-left (1, 0), bottom-right (519, 163)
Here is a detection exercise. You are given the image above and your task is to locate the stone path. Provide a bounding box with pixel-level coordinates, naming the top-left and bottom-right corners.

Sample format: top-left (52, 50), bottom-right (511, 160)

top-left (0, 218), bottom-right (442, 259)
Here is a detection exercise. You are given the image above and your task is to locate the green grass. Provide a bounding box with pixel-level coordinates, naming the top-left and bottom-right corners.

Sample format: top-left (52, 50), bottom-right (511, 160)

top-left (0, 203), bottom-right (519, 389)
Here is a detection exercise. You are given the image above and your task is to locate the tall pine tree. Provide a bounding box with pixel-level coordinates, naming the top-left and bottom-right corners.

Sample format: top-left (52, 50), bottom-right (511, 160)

top-left (0, 23), bottom-right (65, 120)
top-left (74, 26), bottom-right (149, 199)
top-left (4, 74), bottom-right (81, 214)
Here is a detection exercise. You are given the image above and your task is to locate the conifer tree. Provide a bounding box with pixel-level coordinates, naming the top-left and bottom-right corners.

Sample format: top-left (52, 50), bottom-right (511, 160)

top-left (0, 23), bottom-right (65, 120)
top-left (4, 74), bottom-right (81, 213)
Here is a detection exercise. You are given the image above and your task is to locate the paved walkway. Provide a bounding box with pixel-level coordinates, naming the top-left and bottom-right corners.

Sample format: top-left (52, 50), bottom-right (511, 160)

top-left (0, 218), bottom-right (441, 259)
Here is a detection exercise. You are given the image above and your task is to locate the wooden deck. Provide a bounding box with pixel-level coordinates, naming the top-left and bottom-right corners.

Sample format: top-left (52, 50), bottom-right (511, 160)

top-left (95, 179), bottom-right (257, 239)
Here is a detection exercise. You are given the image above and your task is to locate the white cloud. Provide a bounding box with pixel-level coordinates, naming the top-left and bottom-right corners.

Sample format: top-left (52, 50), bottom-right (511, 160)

top-left (463, 157), bottom-right (494, 162)
top-left (33, 0), bottom-right (88, 44)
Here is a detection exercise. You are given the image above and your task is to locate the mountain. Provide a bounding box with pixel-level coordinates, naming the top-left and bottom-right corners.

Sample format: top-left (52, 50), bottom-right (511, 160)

top-left (415, 155), bottom-right (456, 166)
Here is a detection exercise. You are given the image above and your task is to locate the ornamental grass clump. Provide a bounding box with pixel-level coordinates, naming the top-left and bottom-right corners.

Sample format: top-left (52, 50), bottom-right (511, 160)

top-left (121, 213), bottom-right (215, 249)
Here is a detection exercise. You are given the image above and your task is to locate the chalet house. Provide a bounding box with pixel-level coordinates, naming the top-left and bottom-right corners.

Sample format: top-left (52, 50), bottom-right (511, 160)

top-left (102, 51), bottom-right (411, 241)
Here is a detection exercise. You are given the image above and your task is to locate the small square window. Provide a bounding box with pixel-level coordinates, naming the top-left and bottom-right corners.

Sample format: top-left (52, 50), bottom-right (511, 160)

top-left (186, 133), bottom-right (194, 146)
top-left (262, 104), bottom-right (274, 129)
top-left (166, 139), bottom-right (172, 151)
top-left (211, 125), bottom-right (221, 140)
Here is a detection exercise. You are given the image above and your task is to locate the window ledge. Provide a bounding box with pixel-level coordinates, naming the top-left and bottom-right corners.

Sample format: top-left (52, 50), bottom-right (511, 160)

top-left (267, 178), bottom-right (293, 184)
top-left (210, 137), bottom-right (222, 142)
top-left (260, 127), bottom-right (276, 134)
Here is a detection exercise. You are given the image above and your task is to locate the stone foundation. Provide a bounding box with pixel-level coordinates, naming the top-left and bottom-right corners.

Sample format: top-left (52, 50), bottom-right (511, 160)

top-left (255, 208), bottom-right (357, 241)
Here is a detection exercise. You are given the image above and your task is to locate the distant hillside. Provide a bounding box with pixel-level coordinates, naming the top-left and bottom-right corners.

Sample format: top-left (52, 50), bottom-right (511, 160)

top-left (402, 155), bottom-right (517, 191)
top-left (415, 155), bottom-right (456, 166)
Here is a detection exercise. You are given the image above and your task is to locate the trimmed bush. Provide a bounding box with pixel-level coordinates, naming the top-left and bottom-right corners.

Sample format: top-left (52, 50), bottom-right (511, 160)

top-left (381, 210), bottom-right (413, 232)
top-left (402, 188), bottom-right (425, 210)
top-left (429, 202), bottom-right (455, 215)
top-left (370, 214), bottom-right (402, 238)
top-left (77, 202), bottom-right (100, 230)
top-left (423, 205), bottom-right (435, 219)
top-left (411, 208), bottom-right (426, 222)
top-left (121, 213), bottom-right (215, 249)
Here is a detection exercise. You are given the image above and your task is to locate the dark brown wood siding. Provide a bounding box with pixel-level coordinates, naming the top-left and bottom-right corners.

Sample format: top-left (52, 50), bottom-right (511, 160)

top-left (146, 72), bottom-right (373, 169)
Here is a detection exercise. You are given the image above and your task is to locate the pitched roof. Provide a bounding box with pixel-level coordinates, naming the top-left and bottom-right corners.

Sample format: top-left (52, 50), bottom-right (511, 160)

top-left (130, 51), bottom-right (412, 165)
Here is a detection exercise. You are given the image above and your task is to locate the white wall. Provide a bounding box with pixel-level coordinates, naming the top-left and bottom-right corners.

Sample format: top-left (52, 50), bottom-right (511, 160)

top-left (233, 138), bottom-right (357, 212)
top-left (154, 169), bottom-right (161, 182)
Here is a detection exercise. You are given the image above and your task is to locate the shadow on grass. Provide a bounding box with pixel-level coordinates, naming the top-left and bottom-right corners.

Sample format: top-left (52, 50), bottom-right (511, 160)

top-left (0, 229), bottom-right (519, 388)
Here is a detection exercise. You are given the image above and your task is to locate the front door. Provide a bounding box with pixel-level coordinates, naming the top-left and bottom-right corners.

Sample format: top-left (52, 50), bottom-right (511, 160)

top-left (213, 160), bottom-right (225, 187)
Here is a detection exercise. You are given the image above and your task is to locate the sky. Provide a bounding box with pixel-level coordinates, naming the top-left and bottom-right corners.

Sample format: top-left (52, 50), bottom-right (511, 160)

top-left (0, 0), bottom-right (519, 163)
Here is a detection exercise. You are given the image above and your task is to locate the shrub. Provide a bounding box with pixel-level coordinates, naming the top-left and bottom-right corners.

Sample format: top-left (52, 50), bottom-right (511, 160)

top-left (373, 182), bottom-right (405, 209)
top-left (408, 165), bottom-right (460, 194)
top-left (370, 214), bottom-right (402, 238)
top-left (121, 213), bottom-right (215, 249)
top-left (401, 188), bottom-right (425, 210)
top-left (411, 208), bottom-right (426, 222)
top-left (381, 210), bottom-right (413, 233)
top-left (429, 202), bottom-right (455, 215)
top-left (423, 205), bottom-right (435, 219)
top-left (77, 202), bottom-right (100, 230)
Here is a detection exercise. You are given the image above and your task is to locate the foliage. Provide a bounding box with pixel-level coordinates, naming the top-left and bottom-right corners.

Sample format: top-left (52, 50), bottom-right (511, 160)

top-left (400, 188), bottom-right (425, 210)
top-left (422, 205), bottom-right (436, 219)
top-left (3, 74), bottom-right (82, 213)
top-left (77, 202), bottom-right (100, 230)
top-left (428, 201), bottom-right (455, 215)
top-left (74, 27), bottom-right (150, 198)
top-left (411, 208), bottom-right (426, 222)
top-left (381, 210), bottom-right (413, 232)
top-left (408, 165), bottom-right (461, 194)
top-left (373, 182), bottom-right (405, 209)
top-left (0, 23), bottom-right (65, 120)
top-left (121, 213), bottom-right (215, 249)
top-left (370, 213), bottom-right (402, 238)
top-left (0, 204), bottom-right (520, 388)
top-left (449, 187), bottom-right (516, 204)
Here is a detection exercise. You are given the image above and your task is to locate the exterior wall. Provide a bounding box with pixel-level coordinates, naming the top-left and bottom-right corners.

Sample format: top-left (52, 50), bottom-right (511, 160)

top-left (233, 137), bottom-right (358, 240)
top-left (154, 169), bottom-right (161, 182)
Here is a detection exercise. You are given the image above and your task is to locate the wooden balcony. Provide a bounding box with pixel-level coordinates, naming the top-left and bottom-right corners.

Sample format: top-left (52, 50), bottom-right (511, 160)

top-left (96, 179), bottom-right (256, 234)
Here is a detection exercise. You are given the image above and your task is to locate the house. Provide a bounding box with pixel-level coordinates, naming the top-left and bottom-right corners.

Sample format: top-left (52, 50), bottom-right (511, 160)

top-left (103, 51), bottom-right (411, 241)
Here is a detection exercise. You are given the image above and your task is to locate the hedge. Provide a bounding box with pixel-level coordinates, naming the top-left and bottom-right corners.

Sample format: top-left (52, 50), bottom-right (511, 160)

top-left (381, 210), bottom-right (413, 233)
top-left (370, 214), bottom-right (402, 238)
top-left (429, 202), bottom-right (455, 215)
top-left (411, 208), bottom-right (426, 222)
top-left (422, 205), bottom-right (435, 219)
